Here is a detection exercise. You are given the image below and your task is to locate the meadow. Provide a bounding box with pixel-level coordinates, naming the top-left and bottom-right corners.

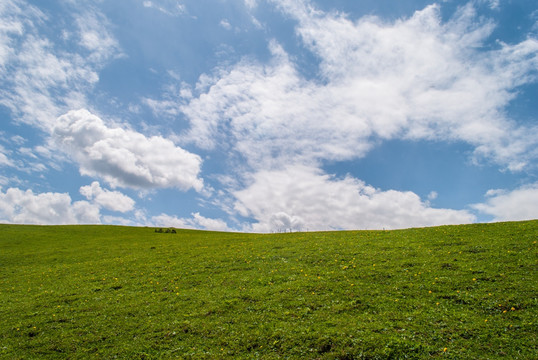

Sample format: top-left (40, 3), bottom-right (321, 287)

top-left (0, 220), bottom-right (536, 359)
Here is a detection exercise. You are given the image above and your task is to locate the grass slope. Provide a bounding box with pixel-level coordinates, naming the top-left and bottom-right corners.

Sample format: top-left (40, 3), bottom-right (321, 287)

top-left (0, 221), bottom-right (536, 359)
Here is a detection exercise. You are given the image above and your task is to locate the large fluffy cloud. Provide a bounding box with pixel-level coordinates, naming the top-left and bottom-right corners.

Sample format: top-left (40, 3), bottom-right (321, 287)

top-left (53, 109), bottom-right (203, 191)
top-left (0, 187), bottom-right (100, 224)
top-left (233, 165), bottom-right (476, 232)
top-left (472, 184), bottom-right (538, 222)
top-left (182, 1), bottom-right (538, 171)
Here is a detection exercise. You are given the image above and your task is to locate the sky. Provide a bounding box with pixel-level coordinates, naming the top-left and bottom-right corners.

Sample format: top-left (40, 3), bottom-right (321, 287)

top-left (1, 0), bottom-right (537, 232)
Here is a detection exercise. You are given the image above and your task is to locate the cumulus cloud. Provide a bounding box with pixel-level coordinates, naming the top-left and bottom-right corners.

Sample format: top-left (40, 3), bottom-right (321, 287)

top-left (0, 187), bottom-right (100, 224)
top-left (472, 184), bottom-right (538, 221)
top-left (269, 212), bottom-right (305, 232)
top-left (233, 165), bottom-right (476, 232)
top-left (182, 1), bottom-right (538, 171)
top-left (53, 109), bottom-right (203, 191)
top-left (152, 212), bottom-right (230, 231)
top-left (80, 181), bottom-right (135, 213)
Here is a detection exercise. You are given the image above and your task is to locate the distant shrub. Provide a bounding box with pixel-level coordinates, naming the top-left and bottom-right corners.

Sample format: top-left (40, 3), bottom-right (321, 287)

top-left (154, 228), bottom-right (176, 234)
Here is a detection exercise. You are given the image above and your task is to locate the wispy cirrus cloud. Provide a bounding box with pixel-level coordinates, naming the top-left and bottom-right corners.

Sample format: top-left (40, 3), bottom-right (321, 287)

top-left (0, 0), bottom-right (121, 131)
top-left (0, 145), bottom-right (14, 167)
top-left (142, 0), bottom-right (186, 17)
top-left (74, 7), bottom-right (122, 63)
top-left (0, 135), bottom-right (62, 176)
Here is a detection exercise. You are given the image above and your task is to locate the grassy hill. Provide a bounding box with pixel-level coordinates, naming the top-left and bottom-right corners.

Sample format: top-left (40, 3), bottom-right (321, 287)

top-left (0, 221), bottom-right (536, 359)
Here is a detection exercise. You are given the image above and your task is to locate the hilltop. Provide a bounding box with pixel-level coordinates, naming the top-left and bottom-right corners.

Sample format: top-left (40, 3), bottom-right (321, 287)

top-left (0, 221), bottom-right (536, 359)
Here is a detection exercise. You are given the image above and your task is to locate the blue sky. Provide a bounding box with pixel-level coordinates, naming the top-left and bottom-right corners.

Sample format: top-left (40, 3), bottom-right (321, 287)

top-left (1, 0), bottom-right (537, 231)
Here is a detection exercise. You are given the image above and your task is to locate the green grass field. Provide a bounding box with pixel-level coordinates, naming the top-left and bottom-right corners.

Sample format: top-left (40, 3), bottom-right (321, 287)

top-left (0, 221), bottom-right (536, 359)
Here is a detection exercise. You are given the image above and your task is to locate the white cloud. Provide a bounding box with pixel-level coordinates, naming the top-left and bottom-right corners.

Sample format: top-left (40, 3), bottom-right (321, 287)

top-left (477, 0), bottom-right (500, 10)
top-left (185, 0), bottom-right (536, 231)
top-left (0, 0), bottom-right (30, 68)
top-left (0, 153), bottom-right (12, 167)
top-left (53, 109), bottom-right (204, 191)
top-left (0, 1), bottom-right (120, 131)
top-left (152, 212), bottom-right (230, 231)
top-left (472, 183), bottom-right (538, 221)
top-left (10, 135), bottom-right (26, 145)
top-left (244, 0), bottom-right (257, 9)
top-left (0, 145), bottom-right (14, 167)
top-left (74, 8), bottom-right (122, 63)
top-left (182, 1), bottom-right (538, 171)
top-left (142, 81), bottom-right (195, 122)
top-left (0, 187), bottom-right (100, 224)
top-left (0, 176), bottom-right (9, 187)
top-left (10, 144), bottom-right (66, 174)
top-left (269, 212), bottom-right (305, 232)
top-left (233, 165), bottom-right (476, 232)
top-left (17, 147), bottom-right (37, 159)
top-left (80, 181), bottom-right (135, 213)
top-left (191, 212), bottom-right (230, 231)
top-left (142, 0), bottom-right (186, 17)
top-left (101, 209), bottom-right (148, 227)
top-left (143, 97), bottom-right (181, 118)
top-left (220, 19), bottom-right (232, 30)
top-left (152, 213), bottom-right (191, 228)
